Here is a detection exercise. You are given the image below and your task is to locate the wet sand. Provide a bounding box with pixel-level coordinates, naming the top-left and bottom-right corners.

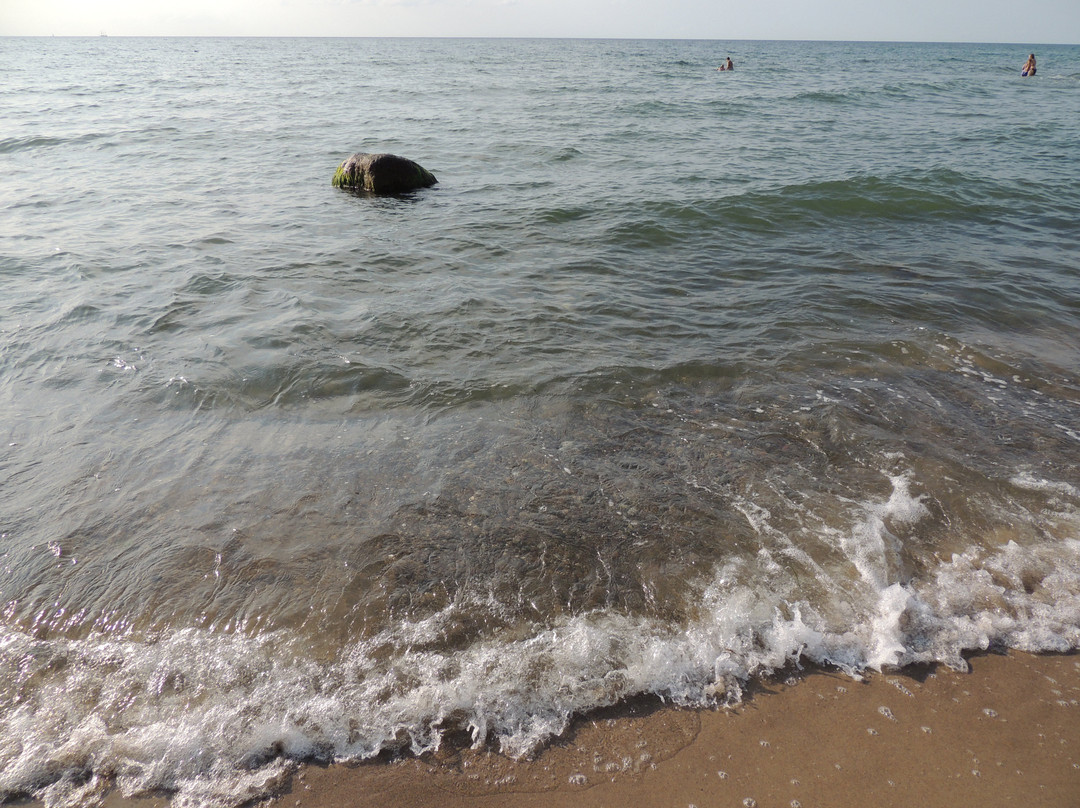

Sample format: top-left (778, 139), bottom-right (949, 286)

top-left (97, 651), bottom-right (1079, 808)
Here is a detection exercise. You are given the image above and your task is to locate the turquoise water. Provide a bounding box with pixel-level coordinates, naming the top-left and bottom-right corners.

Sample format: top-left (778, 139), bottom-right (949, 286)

top-left (2, 37), bottom-right (1080, 807)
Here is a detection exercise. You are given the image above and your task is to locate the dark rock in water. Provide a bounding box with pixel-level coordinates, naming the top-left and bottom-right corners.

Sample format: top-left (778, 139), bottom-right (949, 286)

top-left (332, 152), bottom-right (437, 194)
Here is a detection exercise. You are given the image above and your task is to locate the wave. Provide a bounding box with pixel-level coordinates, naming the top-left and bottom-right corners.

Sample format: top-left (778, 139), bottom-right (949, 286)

top-left (774, 75), bottom-right (992, 106)
top-left (791, 165), bottom-right (1025, 220)
top-left (0, 125), bottom-right (184, 154)
top-left (749, 167), bottom-right (1018, 221)
top-left (2, 473), bottom-right (1077, 808)
top-left (792, 89), bottom-right (859, 104)
top-left (582, 166), bottom-right (1030, 253)
top-left (5, 338), bottom-right (1080, 807)
top-left (0, 132), bottom-right (109, 154)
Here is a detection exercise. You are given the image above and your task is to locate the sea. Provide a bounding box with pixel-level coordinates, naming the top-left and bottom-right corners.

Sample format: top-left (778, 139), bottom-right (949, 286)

top-left (2, 36), bottom-right (1080, 807)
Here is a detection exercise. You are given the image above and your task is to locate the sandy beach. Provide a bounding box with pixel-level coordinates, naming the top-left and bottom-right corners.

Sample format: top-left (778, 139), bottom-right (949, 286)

top-left (92, 650), bottom-right (1079, 808)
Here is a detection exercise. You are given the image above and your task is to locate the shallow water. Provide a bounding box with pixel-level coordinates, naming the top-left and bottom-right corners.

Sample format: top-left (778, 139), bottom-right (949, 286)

top-left (2, 36), bottom-right (1080, 807)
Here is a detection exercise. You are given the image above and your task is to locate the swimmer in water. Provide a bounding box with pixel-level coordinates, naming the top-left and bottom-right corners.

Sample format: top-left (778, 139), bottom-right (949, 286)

top-left (1022, 53), bottom-right (1036, 76)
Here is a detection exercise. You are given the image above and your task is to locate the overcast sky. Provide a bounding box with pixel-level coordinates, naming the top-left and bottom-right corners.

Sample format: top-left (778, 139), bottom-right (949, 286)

top-left (2, 0), bottom-right (1078, 43)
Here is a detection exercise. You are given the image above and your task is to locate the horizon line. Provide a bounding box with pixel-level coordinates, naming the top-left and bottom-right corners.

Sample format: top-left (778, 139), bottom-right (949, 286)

top-left (2, 34), bottom-right (1075, 46)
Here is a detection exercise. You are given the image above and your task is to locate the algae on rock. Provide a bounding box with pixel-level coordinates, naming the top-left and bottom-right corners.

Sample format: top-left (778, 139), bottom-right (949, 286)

top-left (332, 153), bottom-right (437, 195)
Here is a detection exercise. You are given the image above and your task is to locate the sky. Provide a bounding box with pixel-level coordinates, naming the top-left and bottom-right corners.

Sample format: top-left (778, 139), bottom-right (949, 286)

top-left (2, 0), bottom-right (1078, 43)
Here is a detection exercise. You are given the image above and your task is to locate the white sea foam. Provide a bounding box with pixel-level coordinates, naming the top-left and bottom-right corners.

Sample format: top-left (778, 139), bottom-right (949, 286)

top-left (2, 473), bottom-right (1080, 808)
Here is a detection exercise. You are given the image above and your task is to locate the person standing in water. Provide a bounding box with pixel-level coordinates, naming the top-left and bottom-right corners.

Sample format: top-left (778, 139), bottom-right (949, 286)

top-left (726, 57), bottom-right (734, 70)
top-left (1022, 53), bottom-right (1036, 76)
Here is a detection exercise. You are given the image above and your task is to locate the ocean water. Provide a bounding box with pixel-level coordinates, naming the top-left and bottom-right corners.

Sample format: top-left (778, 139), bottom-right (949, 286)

top-left (2, 36), bottom-right (1080, 806)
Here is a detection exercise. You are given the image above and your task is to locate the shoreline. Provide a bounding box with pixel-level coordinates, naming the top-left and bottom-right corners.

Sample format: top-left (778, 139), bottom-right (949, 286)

top-left (93, 650), bottom-right (1080, 808)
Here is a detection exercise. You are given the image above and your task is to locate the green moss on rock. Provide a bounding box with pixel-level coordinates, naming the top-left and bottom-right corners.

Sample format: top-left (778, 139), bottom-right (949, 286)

top-left (331, 164), bottom-right (351, 188)
top-left (332, 152), bottom-right (437, 195)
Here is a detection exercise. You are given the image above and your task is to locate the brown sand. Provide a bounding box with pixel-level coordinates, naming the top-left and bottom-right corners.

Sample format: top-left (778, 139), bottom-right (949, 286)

top-left (97, 651), bottom-right (1079, 808)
